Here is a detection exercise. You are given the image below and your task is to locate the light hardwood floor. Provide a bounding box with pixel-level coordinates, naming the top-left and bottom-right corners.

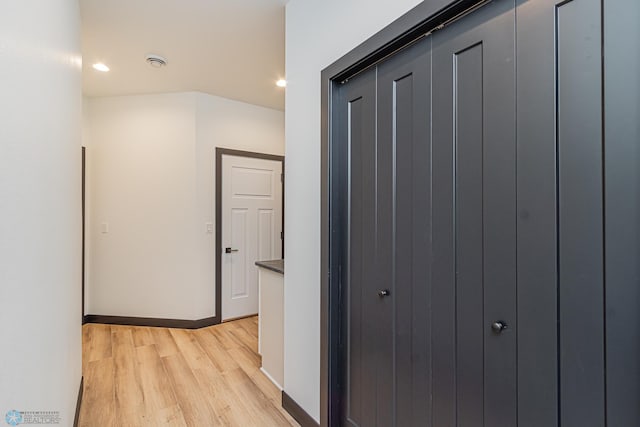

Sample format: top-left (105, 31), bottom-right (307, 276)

top-left (79, 317), bottom-right (298, 426)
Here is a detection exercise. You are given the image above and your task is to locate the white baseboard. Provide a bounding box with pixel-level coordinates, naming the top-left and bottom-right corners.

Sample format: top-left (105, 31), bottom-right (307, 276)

top-left (260, 367), bottom-right (283, 390)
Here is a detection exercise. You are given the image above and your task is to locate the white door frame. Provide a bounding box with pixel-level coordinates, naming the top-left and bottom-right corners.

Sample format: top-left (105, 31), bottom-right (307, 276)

top-left (215, 148), bottom-right (284, 324)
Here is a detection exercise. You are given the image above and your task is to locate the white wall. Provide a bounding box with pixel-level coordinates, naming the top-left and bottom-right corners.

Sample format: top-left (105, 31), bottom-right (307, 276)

top-left (84, 92), bottom-right (284, 320)
top-left (194, 92), bottom-right (286, 319)
top-left (85, 93), bottom-right (198, 319)
top-left (284, 0), bottom-right (423, 421)
top-left (0, 0), bottom-right (82, 424)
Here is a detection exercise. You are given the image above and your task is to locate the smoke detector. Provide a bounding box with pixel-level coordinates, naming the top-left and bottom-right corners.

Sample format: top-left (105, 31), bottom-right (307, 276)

top-left (146, 54), bottom-right (167, 68)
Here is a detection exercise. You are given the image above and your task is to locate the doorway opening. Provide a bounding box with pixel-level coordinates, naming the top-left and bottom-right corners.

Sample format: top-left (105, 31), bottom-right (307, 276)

top-left (215, 148), bottom-right (284, 324)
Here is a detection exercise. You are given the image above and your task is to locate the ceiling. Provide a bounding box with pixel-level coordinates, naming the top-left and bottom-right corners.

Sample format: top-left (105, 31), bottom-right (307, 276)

top-left (80, 0), bottom-right (287, 110)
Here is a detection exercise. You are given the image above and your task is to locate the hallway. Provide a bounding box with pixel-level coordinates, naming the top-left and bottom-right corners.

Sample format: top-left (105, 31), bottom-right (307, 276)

top-left (79, 317), bottom-right (298, 426)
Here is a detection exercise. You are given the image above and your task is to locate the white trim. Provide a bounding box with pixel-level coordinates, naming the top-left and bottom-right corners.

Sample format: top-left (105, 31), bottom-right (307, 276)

top-left (260, 367), bottom-right (283, 390)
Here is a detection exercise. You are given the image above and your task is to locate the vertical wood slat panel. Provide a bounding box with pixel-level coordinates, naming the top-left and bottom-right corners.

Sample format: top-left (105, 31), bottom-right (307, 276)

top-left (377, 38), bottom-right (432, 427)
top-left (374, 60), bottom-right (395, 426)
top-left (604, 0), bottom-right (640, 425)
top-left (342, 69), bottom-right (378, 427)
top-left (515, 1), bottom-right (559, 425)
top-left (454, 42), bottom-right (485, 427)
top-left (431, 24), bottom-right (458, 427)
top-left (556, 1), bottom-right (605, 426)
top-left (480, 3), bottom-right (518, 426)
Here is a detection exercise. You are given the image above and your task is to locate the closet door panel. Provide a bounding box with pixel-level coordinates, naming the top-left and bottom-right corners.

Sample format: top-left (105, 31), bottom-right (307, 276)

top-left (556, 1), bottom-right (605, 426)
top-left (604, 0), bottom-right (640, 424)
top-left (515, 1), bottom-right (559, 425)
top-left (378, 37), bottom-right (432, 427)
top-left (340, 68), bottom-right (378, 427)
top-left (453, 42), bottom-right (485, 427)
top-left (478, 5), bottom-right (517, 427)
top-left (432, 2), bottom-right (516, 426)
top-left (432, 26), bottom-right (458, 427)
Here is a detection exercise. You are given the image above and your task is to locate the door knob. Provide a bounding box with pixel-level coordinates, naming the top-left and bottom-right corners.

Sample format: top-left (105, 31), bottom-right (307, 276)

top-left (491, 321), bottom-right (507, 334)
top-left (378, 289), bottom-right (390, 298)
top-left (225, 247), bottom-right (239, 254)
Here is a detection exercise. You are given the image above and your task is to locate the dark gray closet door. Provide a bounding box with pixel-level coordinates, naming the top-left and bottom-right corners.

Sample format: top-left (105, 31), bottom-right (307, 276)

top-left (376, 38), bottom-right (432, 427)
top-left (340, 36), bottom-right (432, 427)
top-left (339, 67), bottom-right (378, 427)
top-left (431, 1), bottom-right (516, 426)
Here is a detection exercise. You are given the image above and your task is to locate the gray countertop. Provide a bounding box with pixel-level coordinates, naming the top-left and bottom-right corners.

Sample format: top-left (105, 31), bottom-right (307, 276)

top-left (255, 259), bottom-right (284, 274)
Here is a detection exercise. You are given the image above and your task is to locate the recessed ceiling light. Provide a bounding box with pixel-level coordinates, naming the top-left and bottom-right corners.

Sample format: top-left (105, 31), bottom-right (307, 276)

top-left (146, 54), bottom-right (167, 68)
top-left (92, 63), bottom-right (110, 72)
top-left (276, 79), bottom-right (287, 88)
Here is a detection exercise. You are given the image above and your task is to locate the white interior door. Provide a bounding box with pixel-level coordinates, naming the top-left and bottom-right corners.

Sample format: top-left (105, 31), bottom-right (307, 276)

top-left (221, 154), bottom-right (283, 321)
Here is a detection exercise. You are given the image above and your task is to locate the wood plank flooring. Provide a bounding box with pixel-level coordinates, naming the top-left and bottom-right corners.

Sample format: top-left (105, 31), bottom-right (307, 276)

top-left (79, 317), bottom-right (298, 426)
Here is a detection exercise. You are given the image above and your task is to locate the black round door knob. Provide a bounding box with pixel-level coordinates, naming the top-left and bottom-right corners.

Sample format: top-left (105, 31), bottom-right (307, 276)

top-left (378, 289), bottom-right (390, 297)
top-left (491, 321), bottom-right (508, 334)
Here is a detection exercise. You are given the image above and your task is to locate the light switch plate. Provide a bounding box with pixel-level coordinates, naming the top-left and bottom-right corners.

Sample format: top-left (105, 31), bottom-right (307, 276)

top-left (206, 222), bottom-right (214, 234)
top-left (101, 222), bottom-right (109, 234)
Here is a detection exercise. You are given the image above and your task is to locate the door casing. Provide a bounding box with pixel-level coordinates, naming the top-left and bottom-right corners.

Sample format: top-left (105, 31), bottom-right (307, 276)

top-left (215, 148), bottom-right (284, 325)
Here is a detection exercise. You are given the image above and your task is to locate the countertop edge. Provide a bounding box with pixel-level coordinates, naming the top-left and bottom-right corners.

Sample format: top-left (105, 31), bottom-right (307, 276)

top-left (255, 259), bottom-right (284, 275)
